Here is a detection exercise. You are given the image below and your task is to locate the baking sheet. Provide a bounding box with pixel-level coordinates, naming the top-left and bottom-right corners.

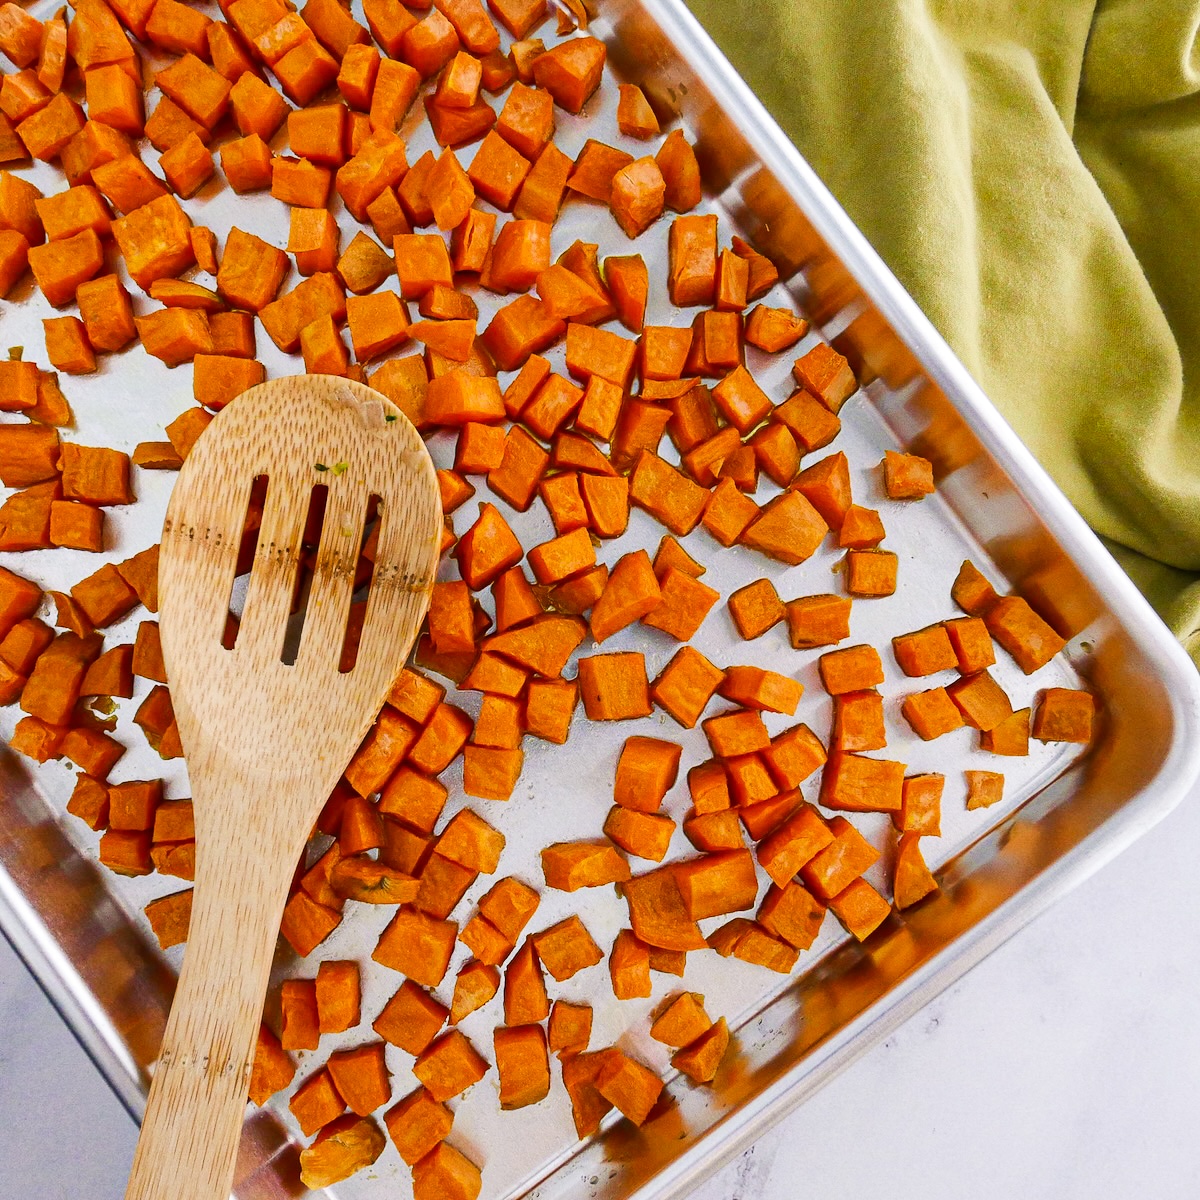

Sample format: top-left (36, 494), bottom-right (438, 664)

top-left (1, 2), bottom-right (1197, 1199)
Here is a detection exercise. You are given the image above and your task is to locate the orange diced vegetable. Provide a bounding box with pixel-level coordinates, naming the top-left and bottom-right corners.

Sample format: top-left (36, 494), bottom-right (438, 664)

top-left (1032, 687), bottom-right (1095, 743)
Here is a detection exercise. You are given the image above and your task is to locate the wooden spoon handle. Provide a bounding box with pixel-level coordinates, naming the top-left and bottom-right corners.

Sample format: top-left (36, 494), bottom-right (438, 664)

top-left (125, 840), bottom-right (295, 1200)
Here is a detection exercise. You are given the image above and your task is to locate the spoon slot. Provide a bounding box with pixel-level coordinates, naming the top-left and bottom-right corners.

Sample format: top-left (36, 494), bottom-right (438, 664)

top-left (221, 473), bottom-right (269, 652)
top-left (295, 480), bottom-right (372, 673)
top-left (237, 471), bottom-right (324, 663)
top-left (338, 492), bottom-right (384, 674)
top-left (280, 483), bottom-right (330, 666)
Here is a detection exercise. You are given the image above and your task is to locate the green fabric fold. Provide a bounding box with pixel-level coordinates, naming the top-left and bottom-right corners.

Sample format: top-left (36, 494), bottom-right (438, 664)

top-left (685, 0), bottom-right (1200, 660)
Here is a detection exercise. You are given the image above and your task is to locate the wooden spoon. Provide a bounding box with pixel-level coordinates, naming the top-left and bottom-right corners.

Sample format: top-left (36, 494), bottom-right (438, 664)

top-left (124, 376), bottom-right (440, 1200)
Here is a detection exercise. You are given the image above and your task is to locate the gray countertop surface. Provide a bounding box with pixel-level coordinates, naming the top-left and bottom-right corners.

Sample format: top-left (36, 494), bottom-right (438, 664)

top-left (3, 780), bottom-right (1199, 1200)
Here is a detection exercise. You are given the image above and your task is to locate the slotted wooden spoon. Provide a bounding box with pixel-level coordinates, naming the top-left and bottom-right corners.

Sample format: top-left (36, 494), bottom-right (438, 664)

top-left (124, 376), bottom-right (440, 1200)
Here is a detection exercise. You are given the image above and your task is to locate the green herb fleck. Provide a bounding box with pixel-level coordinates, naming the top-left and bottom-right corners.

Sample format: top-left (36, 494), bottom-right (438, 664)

top-left (331, 461), bottom-right (348, 476)
top-left (385, 413), bottom-right (398, 423)
top-left (7, 346), bottom-right (22, 360)
top-left (315, 463), bottom-right (329, 472)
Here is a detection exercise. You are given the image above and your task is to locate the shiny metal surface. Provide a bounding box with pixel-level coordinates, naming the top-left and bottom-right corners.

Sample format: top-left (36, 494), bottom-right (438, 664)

top-left (2, 1), bottom-right (1199, 1198)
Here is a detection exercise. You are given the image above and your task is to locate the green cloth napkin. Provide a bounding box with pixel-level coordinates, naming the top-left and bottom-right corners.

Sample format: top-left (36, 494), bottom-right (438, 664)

top-left (685, 0), bottom-right (1200, 662)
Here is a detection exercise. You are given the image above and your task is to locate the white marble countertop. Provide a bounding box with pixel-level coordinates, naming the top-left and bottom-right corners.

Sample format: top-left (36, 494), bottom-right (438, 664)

top-left (3, 776), bottom-right (1199, 1200)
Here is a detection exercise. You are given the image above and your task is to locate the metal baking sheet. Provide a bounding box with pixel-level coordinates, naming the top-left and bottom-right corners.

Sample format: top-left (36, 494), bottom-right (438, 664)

top-left (3, 1), bottom-right (1200, 1199)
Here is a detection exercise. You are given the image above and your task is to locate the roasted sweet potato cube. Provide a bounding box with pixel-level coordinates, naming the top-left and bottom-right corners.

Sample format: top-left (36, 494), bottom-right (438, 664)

top-left (882, 449), bottom-right (935, 499)
top-left (413, 1029), bottom-right (489, 1102)
top-left (289, 1068), bottom-right (346, 1137)
top-left (531, 35), bottom-right (604, 113)
top-left (673, 849), bottom-right (758, 919)
top-left (384, 1088), bottom-right (452, 1167)
top-left (450, 961), bottom-right (499, 1025)
top-left (943, 615), bottom-right (995, 674)
top-left (758, 881), bottom-right (826, 950)
top-left (817, 644), bottom-right (883, 695)
top-left (412, 1142), bottom-right (482, 1200)
top-left (800, 816), bottom-right (879, 902)
top-left (829, 877), bottom-right (890, 940)
top-left (892, 773), bottom-right (944, 836)
top-left (952, 560), bottom-right (1000, 616)
top-left (819, 752), bottom-right (906, 813)
top-left (373, 906), bottom-right (457, 987)
top-left (650, 645), bottom-right (724, 730)
top-left (947, 669), bottom-right (1013, 731)
top-left (577, 651), bottom-right (651, 721)
top-left (494, 1023), bottom-right (550, 1108)
top-left (540, 840), bottom-right (629, 892)
top-left (984, 595), bottom-right (1067, 674)
top-left (901, 687), bottom-right (964, 741)
top-left (373, 979), bottom-right (448, 1054)
top-left (1033, 688), bottom-right (1095, 743)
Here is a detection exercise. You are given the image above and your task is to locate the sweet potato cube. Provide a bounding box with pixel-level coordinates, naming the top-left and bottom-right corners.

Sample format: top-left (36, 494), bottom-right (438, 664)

top-left (546, 1001), bottom-right (591, 1058)
top-left (503, 936), bottom-right (548, 1024)
top-left (462, 744), bottom-right (523, 801)
top-left (892, 624), bottom-right (957, 677)
top-left (882, 449), bottom-right (935, 499)
top-left (784, 594), bottom-right (849, 649)
top-left (98, 828), bottom-right (152, 875)
top-left (793, 342), bottom-right (856, 412)
top-left (800, 816), bottom-right (879, 902)
top-left (817, 644), bottom-right (883, 696)
top-left (412, 1142), bottom-right (482, 1200)
top-left (27, 227), bottom-right (103, 305)
top-left (819, 752), bottom-right (906, 813)
top-left (758, 881), bottom-right (826, 950)
top-left (829, 877), bottom-right (890, 941)
top-left (901, 687), bottom-right (964, 741)
top-left (413, 1029), bottom-right (489, 1102)
top-left (494, 1023), bottom-right (550, 1108)
top-left (281, 980), bottom-right (320, 1051)
top-left (952, 560), bottom-right (1000, 616)
top-left (942, 615), bottom-right (995, 675)
top-left (247, 1024), bottom-right (295, 1107)
top-left (373, 980), bottom-right (447, 1054)
top-left (672, 1016), bottom-right (729, 1084)
top-left (845, 548), bottom-right (898, 597)
top-left (531, 36), bottom-right (605, 113)
top-left (893, 833), bottom-right (938, 910)
top-left (450, 959), bottom-right (500, 1024)
top-left (43, 317), bottom-right (95, 374)
top-left (718, 666), bottom-right (802, 716)
top-left (590, 549), bottom-right (662, 642)
top-left (965, 769), bottom-right (1005, 810)
top-left (384, 1088), bottom-right (452, 1167)
top-left (613, 736), bottom-right (682, 813)
top-left (578, 652), bottom-right (651, 721)
top-left (741, 491), bottom-right (827, 565)
top-left (327, 1042), bottom-right (390, 1117)
top-left (603, 807), bottom-right (675, 863)
top-left (316, 961), bottom-right (361, 1034)
top-left (541, 840), bottom-right (629, 891)
top-left (726, 578), bottom-right (784, 641)
top-left (289, 1069), bottom-right (346, 1137)
top-left (985, 595), bottom-right (1067, 674)
top-left (438, 809), bottom-right (505, 874)
top-left (892, 773), bottom-right (944, 836)
top-left (651, 645), bottom-right (724, 729)
top-left (373, 906), bottom-right (457, 987)
top-left (947, 670), bottom-right (1013, 732)
top-left (756, 805), bottom-right (834, 888)
top-left (524, 677), bottom-right (577, 743)
top-left (673, 849), bottom-right (758, 919)
top-left (1033, 688), bottom-right (1095, 743)
top-left (831, 688), bottom-right (885, 752)
top-left (594, 1049), bottom-right (662, 1126)
top-left (667, 212), bottom-right (716, 306)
